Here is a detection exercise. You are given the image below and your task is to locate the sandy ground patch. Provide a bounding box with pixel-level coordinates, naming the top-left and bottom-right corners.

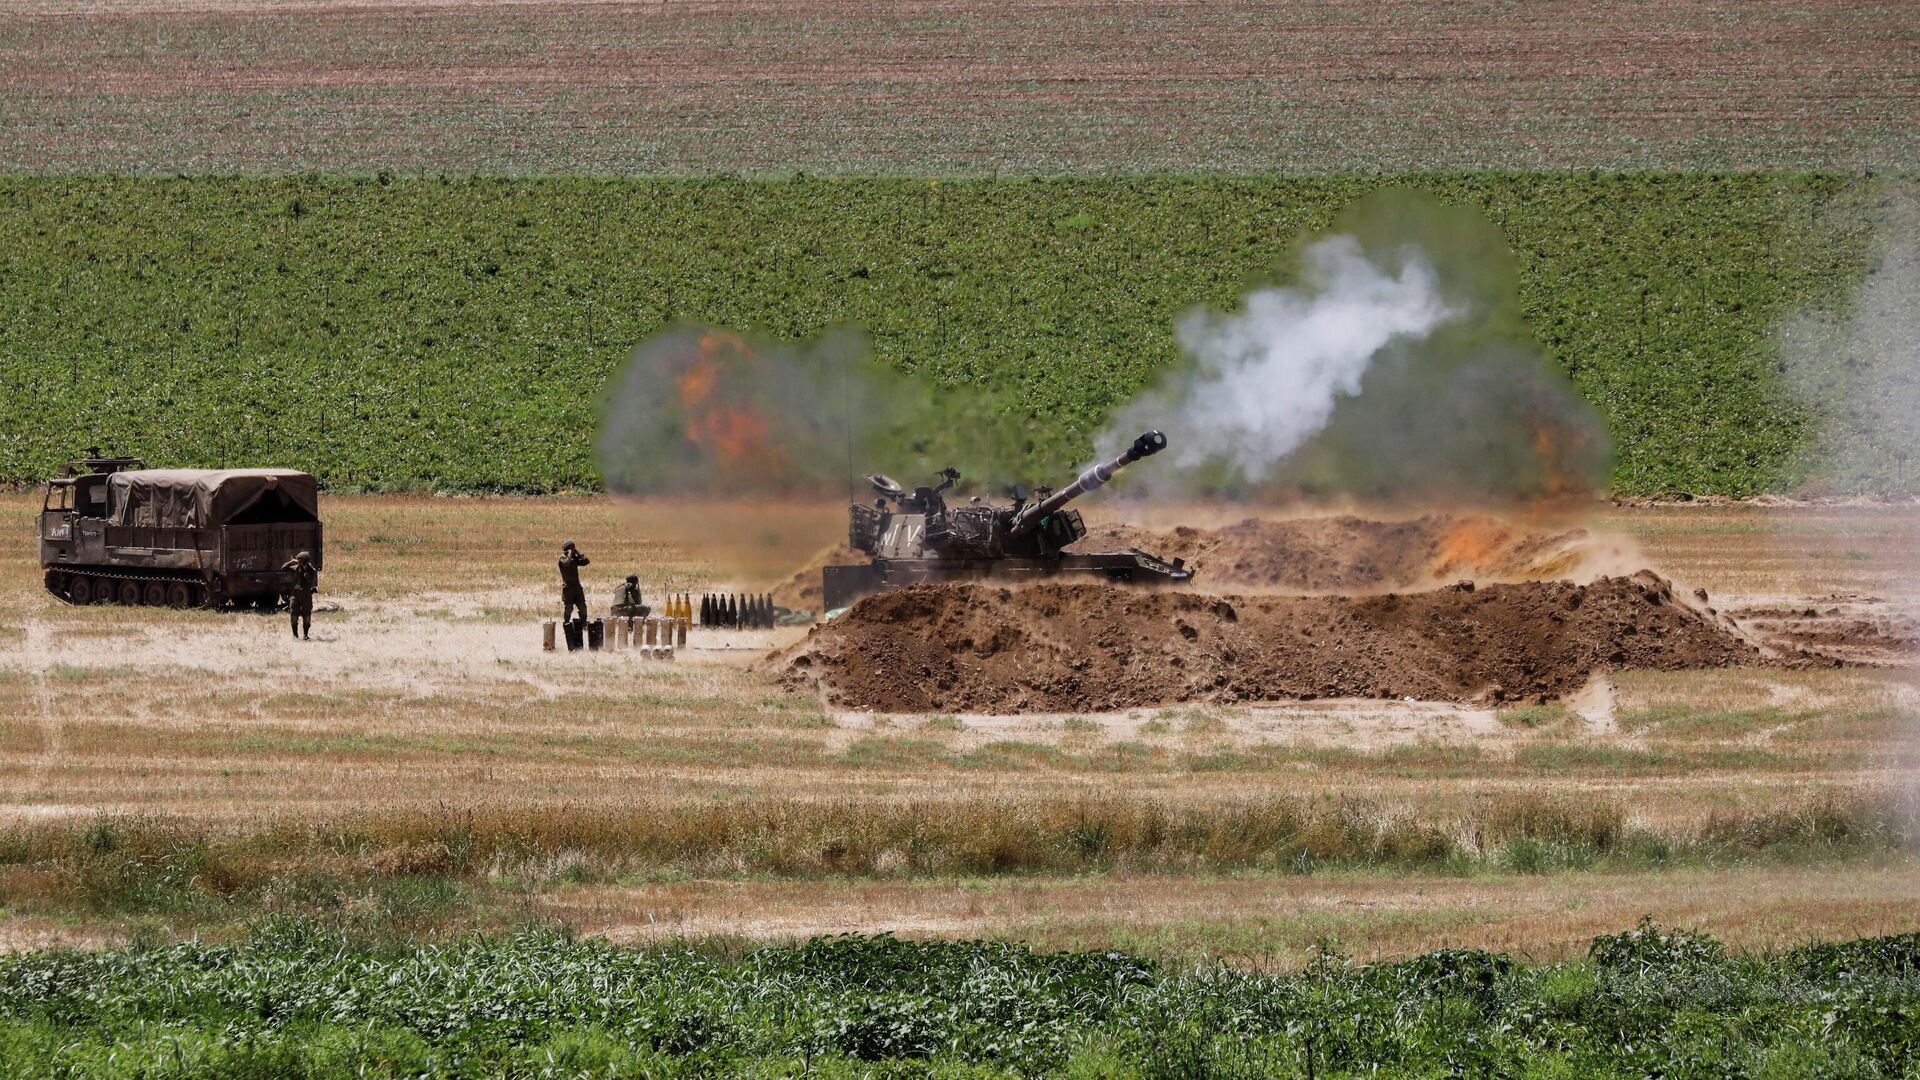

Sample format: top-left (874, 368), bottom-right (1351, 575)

top-left (831, 699), bottom-right (1503, 750)
top-left (543, 861), bottom-right (1920, 965)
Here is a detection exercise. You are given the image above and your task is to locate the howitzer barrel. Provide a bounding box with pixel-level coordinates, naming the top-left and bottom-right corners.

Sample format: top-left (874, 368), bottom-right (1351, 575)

top-left (1008, 431), bottom-right (1167, 537)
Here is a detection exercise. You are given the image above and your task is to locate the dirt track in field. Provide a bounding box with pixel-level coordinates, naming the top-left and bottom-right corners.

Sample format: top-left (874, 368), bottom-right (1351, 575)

top-left (1, 0), bottom-right (1910, 172)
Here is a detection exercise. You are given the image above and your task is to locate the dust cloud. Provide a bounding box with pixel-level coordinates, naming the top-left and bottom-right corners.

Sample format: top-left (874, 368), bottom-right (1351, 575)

top-left (600, 326), bottom-right (903, 499)
top-left (1781, 181), bottom-right (1920, 818)
top-left (595, 325), bottom-right (1042, 583)
top-left (1783, 184), bottom-right (1920, 496)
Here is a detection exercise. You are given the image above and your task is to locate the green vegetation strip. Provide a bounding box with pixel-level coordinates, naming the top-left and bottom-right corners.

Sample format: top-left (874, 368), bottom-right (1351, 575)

top-left (2, 921), bottom-right (1917, 1076)
top-left (0, 174), bottom-right (1881, 495)
top-left (2, 793), bottom-right (1907, 926)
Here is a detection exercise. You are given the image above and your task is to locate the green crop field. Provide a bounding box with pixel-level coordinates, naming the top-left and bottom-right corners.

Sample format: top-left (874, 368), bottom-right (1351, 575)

top-left (0, 173), bottom-right (1886, 496)
top-left (3, 922), bottom-right (1916, 1077)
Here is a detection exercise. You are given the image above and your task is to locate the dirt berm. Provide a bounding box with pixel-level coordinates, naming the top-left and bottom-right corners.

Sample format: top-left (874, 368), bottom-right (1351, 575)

top-left (1079, 514), bottom-right (1598, 592)
top-left (780, 572), bottom-right (1771, 713)
top-left (771, 514), bottom-right (1604, 611)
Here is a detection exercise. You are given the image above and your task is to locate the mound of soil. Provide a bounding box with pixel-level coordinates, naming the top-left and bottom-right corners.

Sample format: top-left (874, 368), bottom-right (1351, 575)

top-left (1081, 514), bottom-right (1595, 593)
top-left (780, 572), bottom-right (1773, 714)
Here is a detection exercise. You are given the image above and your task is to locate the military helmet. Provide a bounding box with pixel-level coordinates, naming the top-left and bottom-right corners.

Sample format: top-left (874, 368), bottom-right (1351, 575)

top-left (296, 550), bottom-right (313, 561)
top-left (562, 539), bottom-right (576, 550)
top-left (626, 573), bottom-right (638, 583)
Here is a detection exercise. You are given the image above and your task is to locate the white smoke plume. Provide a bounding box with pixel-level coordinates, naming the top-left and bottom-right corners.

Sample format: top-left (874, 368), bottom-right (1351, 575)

top-left (1100, 190), bottom-right (1609, 506)
top-left (1144, 235), bottom-right (1457, 481)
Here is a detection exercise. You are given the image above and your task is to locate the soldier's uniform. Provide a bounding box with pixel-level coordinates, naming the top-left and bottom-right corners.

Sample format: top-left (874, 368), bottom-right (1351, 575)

top-left (559, 543), bottom-right (590, 622)
top-left (281, 552), bottom-right (319, 640)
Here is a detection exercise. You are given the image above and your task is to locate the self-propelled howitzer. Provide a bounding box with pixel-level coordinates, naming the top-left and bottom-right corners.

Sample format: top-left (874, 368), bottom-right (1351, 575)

top-left (821, 431), bottom-right (1194, 611)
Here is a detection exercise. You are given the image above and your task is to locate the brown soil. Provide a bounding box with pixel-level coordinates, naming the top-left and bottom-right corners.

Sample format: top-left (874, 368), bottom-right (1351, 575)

top-left (781, 572), bottom-right (1782, 713)
top-left (2, 1), bottom-right (1908, 173)
top-left (1729, 598), bottom-right (1920, 667)
top-left (1081, 514), bottom-right (1598, 593)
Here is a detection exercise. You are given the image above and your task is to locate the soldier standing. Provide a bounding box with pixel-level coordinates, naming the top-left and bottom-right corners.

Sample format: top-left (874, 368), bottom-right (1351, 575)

top-left (281, 550), bottom-right (319, 640)
top-left (558, 540), bottom-right (591, 622)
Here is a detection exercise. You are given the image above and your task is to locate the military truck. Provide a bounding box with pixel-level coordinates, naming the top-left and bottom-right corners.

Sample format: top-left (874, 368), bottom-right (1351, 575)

top-left (39, 451), bottom-right (323, 609)
top-left (822, 431), bottom-right (1193, 610)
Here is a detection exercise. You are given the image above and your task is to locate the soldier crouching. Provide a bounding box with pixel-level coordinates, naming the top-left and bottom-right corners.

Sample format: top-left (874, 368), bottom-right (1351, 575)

top-left (611, 573), bottom-right (649, 624)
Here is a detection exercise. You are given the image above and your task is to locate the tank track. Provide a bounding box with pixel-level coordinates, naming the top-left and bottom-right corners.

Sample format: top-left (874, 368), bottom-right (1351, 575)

top-left (43, 567), bottom-right (215, 610)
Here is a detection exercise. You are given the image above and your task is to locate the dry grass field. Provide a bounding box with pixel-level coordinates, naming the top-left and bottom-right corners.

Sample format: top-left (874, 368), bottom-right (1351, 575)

top-left (0, 0), bottom-right (1912, 174)
top-left (1, 492), bottom-right (1916, 963)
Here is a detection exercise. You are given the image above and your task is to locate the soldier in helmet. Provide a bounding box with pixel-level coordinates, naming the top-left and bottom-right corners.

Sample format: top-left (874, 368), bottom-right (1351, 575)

top-left (558, 540), bottom-right (591, 623)
top-left (280, 550), bottom-right (319, 640)
top-left (611, 573), bottom-right (648, 621)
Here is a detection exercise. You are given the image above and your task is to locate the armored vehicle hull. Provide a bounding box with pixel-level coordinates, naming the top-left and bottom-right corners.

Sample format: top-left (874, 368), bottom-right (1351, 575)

top-left (821, 431), bottom-right (1193, 612)
top-left (38, 454), bottom-right (323, 610)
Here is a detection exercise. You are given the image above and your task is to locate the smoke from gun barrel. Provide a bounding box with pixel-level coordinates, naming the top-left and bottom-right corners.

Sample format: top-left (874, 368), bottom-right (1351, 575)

top-left (1008, 430), bottom-right (1168, 537)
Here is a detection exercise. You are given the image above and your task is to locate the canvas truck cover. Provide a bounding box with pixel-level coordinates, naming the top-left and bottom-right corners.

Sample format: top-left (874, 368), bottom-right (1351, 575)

top-left (105, 469), bottom-right (320, 528)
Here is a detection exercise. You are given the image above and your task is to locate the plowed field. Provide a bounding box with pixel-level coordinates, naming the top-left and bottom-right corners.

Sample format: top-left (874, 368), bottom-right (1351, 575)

top-left (1, 0), bottom-right (1911, 173)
